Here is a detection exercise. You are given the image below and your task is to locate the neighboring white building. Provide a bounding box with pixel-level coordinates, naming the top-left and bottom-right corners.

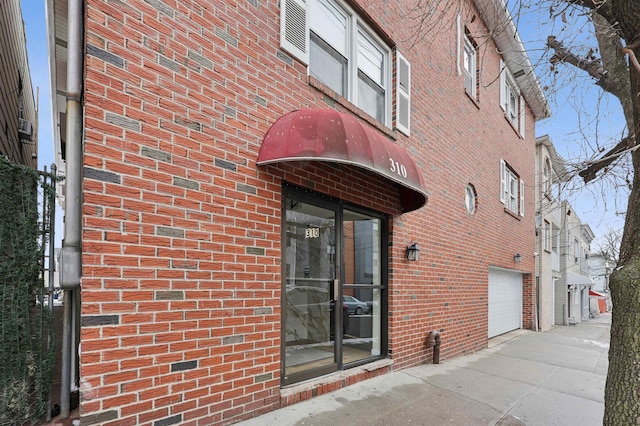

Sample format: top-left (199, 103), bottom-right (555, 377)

top-left (589, 252), bottom-right (612, 293)
top-left (535, 136), bottom-right (567, 331)
top-left (536, 136), bottom-right (599, 327)
top-left (554, 201), bottom-right (595, 325)
top-left (589, 252), bottom-right (613, 312)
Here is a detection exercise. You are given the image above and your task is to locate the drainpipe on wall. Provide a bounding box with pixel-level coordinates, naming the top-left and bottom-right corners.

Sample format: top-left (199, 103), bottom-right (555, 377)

top-left (58, 0), bottom-right (84, 418)
top-left (536, 247), bottom-right (541, 332)
top-left (426, 330), bottom-right (441, 364)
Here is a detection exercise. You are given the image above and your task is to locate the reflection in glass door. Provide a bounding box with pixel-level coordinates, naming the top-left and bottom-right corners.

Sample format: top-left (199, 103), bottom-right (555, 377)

top-left (282, 188), bottom-right (386, 385)
top-left (283, 197), bottom-right (338, 383)
top-left (342, 210), bottom-right (383, 365)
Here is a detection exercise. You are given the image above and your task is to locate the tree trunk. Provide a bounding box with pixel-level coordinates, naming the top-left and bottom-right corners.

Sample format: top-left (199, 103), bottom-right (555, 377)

top-left (605, 260), bottom-right (640, 424)
top-left (604, 40), bottom-right (640, 424)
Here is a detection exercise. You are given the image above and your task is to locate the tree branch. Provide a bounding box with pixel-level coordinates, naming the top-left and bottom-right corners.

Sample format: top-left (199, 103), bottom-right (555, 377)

top-left (579, 136), bottom-right (632, 183)
top-left (621, 39), bottom-right (640, 74)
top-left (565, 0), bottom-right (617, 29)
top-left (547, 21), bottom-right (637, 184)
top-left (547, 35), bottom-right (622, 97)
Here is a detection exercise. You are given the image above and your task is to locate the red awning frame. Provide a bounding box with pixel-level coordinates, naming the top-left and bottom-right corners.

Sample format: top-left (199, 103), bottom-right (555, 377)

top-left (257, 109), bottom-right (428, 213)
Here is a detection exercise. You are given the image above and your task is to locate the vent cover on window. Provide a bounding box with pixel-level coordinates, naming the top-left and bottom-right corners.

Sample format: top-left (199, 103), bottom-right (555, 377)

top-left (280, 0), bottom-right (309, 64)
top-left (396, 51), bottom-right (411, 135)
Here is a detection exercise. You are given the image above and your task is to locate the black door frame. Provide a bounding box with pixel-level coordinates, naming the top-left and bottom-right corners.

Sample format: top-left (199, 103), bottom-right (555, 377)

top-left (281, 184), bottom-right (388, 386)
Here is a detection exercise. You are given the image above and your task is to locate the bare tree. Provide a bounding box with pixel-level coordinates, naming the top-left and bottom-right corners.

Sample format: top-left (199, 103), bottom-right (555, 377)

top-left (595, 226), bottom-right (622, 266)
top-left (406, 0), bottom-right (640, 421)
top-left (535, 2), bottom-right (640, 423)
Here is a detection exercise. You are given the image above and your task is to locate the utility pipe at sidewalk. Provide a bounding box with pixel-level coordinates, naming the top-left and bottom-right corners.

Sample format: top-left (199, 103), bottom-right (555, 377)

top-left (59, 0), bottom-right (84, 419)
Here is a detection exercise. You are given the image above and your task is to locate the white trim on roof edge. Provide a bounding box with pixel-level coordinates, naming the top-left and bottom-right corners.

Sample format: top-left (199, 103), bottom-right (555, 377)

top-left (475, 0), bottom-right (550, 121)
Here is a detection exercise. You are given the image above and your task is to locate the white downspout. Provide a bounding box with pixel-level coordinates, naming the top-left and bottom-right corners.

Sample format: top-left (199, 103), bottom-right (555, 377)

top-left (59, 0), bottom-right (84, 419)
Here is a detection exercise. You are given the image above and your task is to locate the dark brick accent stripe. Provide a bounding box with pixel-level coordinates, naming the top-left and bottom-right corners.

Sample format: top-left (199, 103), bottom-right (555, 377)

top-left (84, 167), bottom-right (121, 184)
top-left (215, 158), bottom-right (236, 172)
top-left (156, 226), bottom-right (185, 238)
top-left (141, 146), bottom-right (172, 162)
top-left (171, 360), bottom-right (197, 372)
top-left (144, 0), bottom-right (175, 17)
top-left (156, 291), bottom-right (184, 300)
top-left (82, 315), bottom-right (119, 327)
top-left (237, 183), bottom-right (256, 194)
top-left (87, 44), bottom-right (124, 68)
top-left (154, 414), bottom-right (182, 426)
top-left (214, 28), bottom-right (238, 48)
top-left (173, 177), bottom-right (199, 190)
top-left (81, 409), bottom-right (118, 425)
top-left (223, 335), bottom-right (244, 345)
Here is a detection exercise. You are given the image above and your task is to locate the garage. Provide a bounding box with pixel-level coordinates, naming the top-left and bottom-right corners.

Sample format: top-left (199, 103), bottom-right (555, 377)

top-left (488, 268), bottom-right (523, 338)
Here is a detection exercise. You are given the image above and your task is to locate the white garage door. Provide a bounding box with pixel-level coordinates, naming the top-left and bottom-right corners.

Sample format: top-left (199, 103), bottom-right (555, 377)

top-left (488, 269), bottom-right (522, 338)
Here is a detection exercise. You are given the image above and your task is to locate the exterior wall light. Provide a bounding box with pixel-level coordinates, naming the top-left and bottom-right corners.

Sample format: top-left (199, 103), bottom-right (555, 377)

top-left (514, 253), bottom-right (522, 263)
top-left (406, 243), bottom-right (420, 261)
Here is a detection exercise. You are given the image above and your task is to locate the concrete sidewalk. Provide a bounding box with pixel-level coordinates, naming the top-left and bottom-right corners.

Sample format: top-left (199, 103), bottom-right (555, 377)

top-left (241, 314), bottom-right (610, 426)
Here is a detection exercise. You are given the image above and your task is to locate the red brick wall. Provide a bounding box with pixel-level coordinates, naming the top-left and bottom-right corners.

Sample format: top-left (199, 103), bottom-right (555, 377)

top-left (79, 0), bottom-right (537, 424)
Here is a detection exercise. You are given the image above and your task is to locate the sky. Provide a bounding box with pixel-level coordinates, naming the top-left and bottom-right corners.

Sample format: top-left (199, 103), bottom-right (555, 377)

top-left (22, 0), bottom-right (52, 172)
top-left (22, 0), bottom-right (64, 247)
top-left (20, 0), bottom-right (627, 251)
top-left (512, 2), bottom-right (628, 248)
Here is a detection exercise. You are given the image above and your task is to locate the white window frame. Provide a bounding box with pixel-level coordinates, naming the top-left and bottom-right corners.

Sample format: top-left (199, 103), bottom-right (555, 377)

top-left (499, 60), bottom-right (525, 138)
top-left (543, 220), bottom-right (551, 252)
top-left (281, 0), bottom-right (402, 129)
top-left (500, 159), bottom-right (525, 216)
top-left (543, 158), bottom-right (550, 194)
top-left (309, 0), bottom-right (391, 125)
top-left (463, 34), bottom-right (476, 99)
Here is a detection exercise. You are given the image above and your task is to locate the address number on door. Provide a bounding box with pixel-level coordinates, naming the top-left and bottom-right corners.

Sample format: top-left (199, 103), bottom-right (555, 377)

top-left (305, 228), bottom-right (320, 238)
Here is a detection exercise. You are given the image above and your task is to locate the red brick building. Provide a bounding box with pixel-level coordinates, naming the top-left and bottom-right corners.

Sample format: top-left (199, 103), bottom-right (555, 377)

top-left (47, 0), bottom-right (548, 424)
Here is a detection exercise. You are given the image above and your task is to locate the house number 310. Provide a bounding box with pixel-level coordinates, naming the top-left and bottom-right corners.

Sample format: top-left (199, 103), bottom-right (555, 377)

top-left (389, 158), bottom-right (408, 178)
top-left (305, 228), bottom-right (320, 238)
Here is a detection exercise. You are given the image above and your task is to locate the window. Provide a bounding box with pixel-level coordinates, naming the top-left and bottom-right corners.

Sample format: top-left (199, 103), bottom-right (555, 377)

top-left (542, 158), bottom-right (552, 198)
top-left (355, 29), bottom-right (386, 123)
top-left (465, 184), bottom-right (476, 214)
top-left (500, 159), bottom-right (524, 216)
top-left (574, 238), bottom-right (580, 262)
top-left (551, 224), bottom-right (560, 271)
top-left (309, 0), bottom-right (389, 123)
top-left (543, 220), bottom-right (551, 252)
top-left (463, 34), bottom-right (477, 99)
top-left (309, 0), bottom-right (348, 97)
top-left (280, 0), bottom-right (407, 131)
top-left (499, 60), bottom-right (525, 137)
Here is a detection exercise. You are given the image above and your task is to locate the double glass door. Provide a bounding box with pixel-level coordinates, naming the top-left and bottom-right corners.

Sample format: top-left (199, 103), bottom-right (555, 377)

top-left (283, 188), bottom-right (385, 385)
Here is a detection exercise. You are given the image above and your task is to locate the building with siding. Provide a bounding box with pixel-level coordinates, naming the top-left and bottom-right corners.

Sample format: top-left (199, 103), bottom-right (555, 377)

top-left (534, 135), bottom-right (567, 331)
top-left (47, 0), bottom-right (549, 424)
top-left (554, 201), bottom-right (595, 325)
top-left (1, 0), bottom-right (38, 168)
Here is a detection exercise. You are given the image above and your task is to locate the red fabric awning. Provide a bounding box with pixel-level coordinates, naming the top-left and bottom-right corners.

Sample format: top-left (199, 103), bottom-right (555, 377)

top-left (257, 109), bottom-right (428, 212)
